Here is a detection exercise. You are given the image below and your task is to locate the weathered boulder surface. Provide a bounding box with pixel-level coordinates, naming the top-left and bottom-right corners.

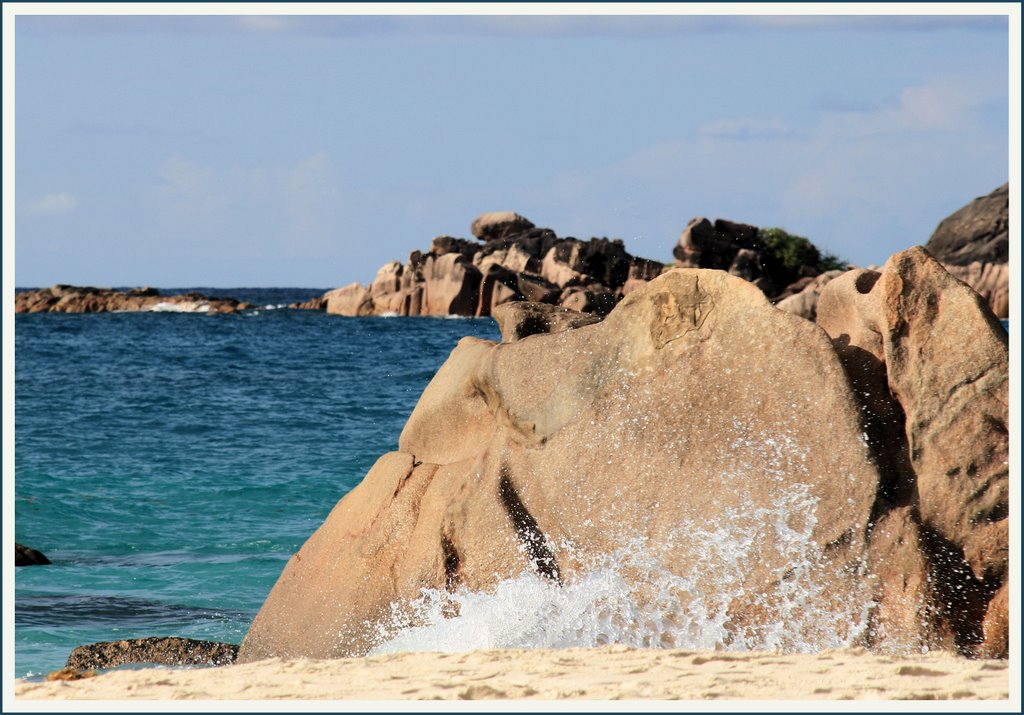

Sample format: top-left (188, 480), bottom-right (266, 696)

top-left (491, 301), bottom-right (603, 343)
top-left (65, 637), bottom-right (238, 670)
top-left (321, 213), bottom-right (669, 318)
top-left (324, 283), bottom-right (373, 317)
top-left (924, 184), bottom-right (1009, 318)
top-left (239, 269), bottom-right (887, 662)
top-left (15, 543), bottom-right (51, 566)
top-left (817, 246), bottom-right (1008, 657)
top-left (14, 286), bottom-right (251, 315)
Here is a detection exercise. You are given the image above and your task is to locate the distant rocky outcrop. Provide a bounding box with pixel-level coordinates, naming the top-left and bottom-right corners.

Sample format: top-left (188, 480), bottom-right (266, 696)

top-left (14, 285), bottom-right (252, 315)
top-left (673, 218), bottom-right (847, 300)
top-left (15, 543), bottom-right (51, 567)
top-left (924, 184), bottom-right (1008, 318)
top-left (312, 213), bottom-right (666, 318)
top-left (65, 637), bottom-right (238, 670)
top-left (238, 249), bottom-right (1007, 663)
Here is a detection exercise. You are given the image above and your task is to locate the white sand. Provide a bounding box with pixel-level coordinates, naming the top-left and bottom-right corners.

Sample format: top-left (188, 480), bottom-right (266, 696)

top-left (12, 646), bottom-right (1013, 702)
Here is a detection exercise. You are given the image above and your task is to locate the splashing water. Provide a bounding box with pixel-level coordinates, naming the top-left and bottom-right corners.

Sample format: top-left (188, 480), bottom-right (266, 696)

top-left (368, 484), bottom-right (873, 656)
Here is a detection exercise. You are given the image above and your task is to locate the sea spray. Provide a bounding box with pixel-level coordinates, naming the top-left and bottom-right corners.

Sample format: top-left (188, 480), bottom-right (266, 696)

top-left (368, 484), bottom-right (874, 656)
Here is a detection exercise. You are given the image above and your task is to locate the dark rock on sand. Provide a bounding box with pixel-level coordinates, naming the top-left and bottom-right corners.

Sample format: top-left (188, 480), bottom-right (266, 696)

top-left (66, 637), bottom-right (238, 670)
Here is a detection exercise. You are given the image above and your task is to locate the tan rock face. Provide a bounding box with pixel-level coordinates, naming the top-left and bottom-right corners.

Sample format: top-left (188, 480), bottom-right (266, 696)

top-left (324, 283), bottom-right (373, 317)
top-left (313, 214), bottom-right (669, 318)
top-left (942, 262), bottom-right (1008, 319)
top-left (491, 302), bottom-right (602, 343)
top-left (470, 212), bottom-right (536, 241)
top-left (423, 253), bottom-right (482, 316)
top-left (816, 246), bottom-right (1008, 656)
top-left (775, 269), bottom-right (845, 321)
top-left (240, 269), bottom-right (884, 662)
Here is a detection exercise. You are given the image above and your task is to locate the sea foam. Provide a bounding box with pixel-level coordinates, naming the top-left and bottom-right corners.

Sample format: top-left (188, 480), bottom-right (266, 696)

top-left (368, 484), bottom-right (873, 656)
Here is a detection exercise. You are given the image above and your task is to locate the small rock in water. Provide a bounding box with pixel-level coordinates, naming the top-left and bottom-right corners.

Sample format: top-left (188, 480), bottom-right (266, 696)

top-left (15, 543), bottom-right (51, 567)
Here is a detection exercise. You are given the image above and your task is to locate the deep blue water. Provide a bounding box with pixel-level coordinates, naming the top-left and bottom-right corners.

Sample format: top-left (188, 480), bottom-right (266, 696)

top-left (13, 294), bottom-right (500, 678)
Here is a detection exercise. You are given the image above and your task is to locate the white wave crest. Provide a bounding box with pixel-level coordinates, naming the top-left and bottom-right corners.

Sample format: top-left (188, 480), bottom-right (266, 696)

top-left (367, 485), bottom-right (872, 656)
top-left (147, 301), bottom-right (210, 313)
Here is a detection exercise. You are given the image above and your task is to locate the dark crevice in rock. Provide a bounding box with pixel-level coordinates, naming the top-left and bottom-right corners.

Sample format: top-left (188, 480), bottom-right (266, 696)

top-left (441, 534), bottom-right (462, 592)
top-left (498, 466), bottom-right (561, 584)
top-left (917, 523), bottom-right (1001, 658)
top-left (829, 337), bottom-right (916, 518)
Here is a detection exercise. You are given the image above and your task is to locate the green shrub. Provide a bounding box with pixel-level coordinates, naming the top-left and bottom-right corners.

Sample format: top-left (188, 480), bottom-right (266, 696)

top-left (757, 227), bottom-right (847, 274)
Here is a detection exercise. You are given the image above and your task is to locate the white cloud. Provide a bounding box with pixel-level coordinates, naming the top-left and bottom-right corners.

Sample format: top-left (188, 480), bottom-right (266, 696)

top-left (25, 192), bottom-right (78, 215)
top-left (158, 155), bottom-right (216, 196)
top-left (821, 77), bottom-right (1002, 136)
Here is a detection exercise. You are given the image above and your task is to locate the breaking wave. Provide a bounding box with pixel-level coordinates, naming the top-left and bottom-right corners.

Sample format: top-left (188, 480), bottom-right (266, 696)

top-left (368, 485), bottom-right (874, 656)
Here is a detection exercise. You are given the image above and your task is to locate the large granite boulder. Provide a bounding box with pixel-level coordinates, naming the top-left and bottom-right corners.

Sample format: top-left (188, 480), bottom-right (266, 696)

top-left (470, 212), bottom-right (536, 242)
top-left (924, 184), bottom-right (1009, 318)
top-left (422, 253), bottom-right (482, 316)
top-left (817, 247), bottom-right (1008, 657)
top-left (325, 283), bottom-right (373, 317)
top-left (673, 219), bottom-right (835, 300)
top-left (239, 268), bottom-right (885, 662)
top-left (674, 217), bottom-right (759, 271)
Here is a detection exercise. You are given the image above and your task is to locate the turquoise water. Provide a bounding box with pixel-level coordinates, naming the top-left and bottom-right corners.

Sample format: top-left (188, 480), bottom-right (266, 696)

top-left (13, 292), bottom-right (500, 678)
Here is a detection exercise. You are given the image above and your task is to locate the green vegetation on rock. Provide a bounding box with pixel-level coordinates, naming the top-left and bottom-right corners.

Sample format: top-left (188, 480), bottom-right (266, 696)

top-left (757, 227), bottom-right (847, 274)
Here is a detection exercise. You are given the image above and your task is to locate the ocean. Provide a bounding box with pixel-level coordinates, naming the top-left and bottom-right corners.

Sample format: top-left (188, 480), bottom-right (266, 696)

top-left (12, 289), bottom-right (500, 678)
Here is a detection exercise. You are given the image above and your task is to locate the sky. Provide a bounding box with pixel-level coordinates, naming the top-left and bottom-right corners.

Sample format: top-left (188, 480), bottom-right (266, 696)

top-left (6, 6), bottom-right (1017, 289)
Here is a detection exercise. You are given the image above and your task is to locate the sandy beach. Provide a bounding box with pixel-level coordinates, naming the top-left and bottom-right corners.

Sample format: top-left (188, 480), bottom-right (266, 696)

top-left (12, 646), bottom-right (1013, 702)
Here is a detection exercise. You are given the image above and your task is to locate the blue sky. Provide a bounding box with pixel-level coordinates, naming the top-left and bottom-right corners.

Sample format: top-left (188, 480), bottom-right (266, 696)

top-left (9, 9), bottom-right (1015, 288)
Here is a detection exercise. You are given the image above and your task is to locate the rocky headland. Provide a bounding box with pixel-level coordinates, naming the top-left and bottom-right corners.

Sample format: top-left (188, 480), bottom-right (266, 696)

top-left (303, 211), bottom-right (854, 320)
top-left (240, 244), bottom-right (1008, 663)
top-left (14, 285), bottom-right (253, 315)
top-left (924, 183), bottom-right (1009, 318)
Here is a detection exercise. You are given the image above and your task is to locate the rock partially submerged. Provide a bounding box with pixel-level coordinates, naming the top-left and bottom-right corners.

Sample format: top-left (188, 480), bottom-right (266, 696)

top-left (14, 285), bottom-right (252, 315)
top-left (15, 543), bottom-right (51, 567)
top-left (65, 637), bottom-right (238, 670)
